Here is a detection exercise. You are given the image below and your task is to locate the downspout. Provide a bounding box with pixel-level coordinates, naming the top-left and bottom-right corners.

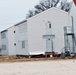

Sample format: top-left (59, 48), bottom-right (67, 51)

top-left (71, 16), bottom-right (75, 53)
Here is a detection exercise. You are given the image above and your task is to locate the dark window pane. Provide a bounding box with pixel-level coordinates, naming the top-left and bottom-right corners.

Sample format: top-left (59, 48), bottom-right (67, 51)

top-left (49, 24), bottom-right (51, 28)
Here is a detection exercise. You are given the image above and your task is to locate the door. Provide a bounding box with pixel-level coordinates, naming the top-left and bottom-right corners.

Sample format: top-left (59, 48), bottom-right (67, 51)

top-left (46, 38), bottom-right (53, 52)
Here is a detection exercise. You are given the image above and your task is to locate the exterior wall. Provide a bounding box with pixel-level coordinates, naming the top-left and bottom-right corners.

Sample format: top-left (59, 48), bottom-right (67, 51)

top-left (15, 22), bottom-right (29, 55)
top-left (7, 26), bottom-right (16, 55)
top-left (70, 2), bottom-right (76, 52)
top-left (27, 7), bottom-right (69, 54)
top-left (0, 31), bottom-right (9, 55)
top-left (0, 26), bottom-right (16, 56)
top-left (0, 7), bottom-right (74, 56)
top-left (0, 33), bottom-right (1, 55)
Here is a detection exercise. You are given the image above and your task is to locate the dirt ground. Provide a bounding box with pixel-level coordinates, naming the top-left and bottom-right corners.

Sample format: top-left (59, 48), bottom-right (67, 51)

top-left (0, 56), bottom-right (61, 62)
top-left (0, 56), bottom-right (75, 62)
top-left (0, 59), bottom-right (76, 75)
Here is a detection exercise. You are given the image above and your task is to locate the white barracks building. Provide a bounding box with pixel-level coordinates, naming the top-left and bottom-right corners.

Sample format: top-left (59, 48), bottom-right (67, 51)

top-left (0, 0), bottom-right (76, 56)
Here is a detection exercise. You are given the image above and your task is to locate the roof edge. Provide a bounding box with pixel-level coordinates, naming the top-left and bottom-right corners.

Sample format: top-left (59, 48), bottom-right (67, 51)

top-left (27, 7), bottom-right (68, 20)
top-left (15, 20), bottom-right (27, 26)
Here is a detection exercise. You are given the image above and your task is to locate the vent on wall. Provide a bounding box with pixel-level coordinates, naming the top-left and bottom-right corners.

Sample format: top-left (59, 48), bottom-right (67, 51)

top-left (14, 31), bottom-right (16, 33)
top-left (14, 43), bottom-right (16, 46)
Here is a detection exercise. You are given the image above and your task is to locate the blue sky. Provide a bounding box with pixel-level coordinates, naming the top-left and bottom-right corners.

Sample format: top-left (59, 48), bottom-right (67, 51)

top-left (0, 0), bottom-right (72, 31)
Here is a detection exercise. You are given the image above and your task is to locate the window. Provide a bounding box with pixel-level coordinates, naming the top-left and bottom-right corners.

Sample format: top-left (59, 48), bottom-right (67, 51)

top-left (22, 41), bottom-right (25, 48)
top-left (49, 23), bottom-right (51, 28)
top-left (1, 32), bottom-right (6, 39)
top-left (2, 45), bottom-right (6, 50)
top-left (48, 38), bottom-right (50, 40)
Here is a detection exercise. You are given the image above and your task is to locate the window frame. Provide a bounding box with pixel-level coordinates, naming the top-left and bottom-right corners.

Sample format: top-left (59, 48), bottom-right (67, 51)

top-left (22, 41), bottom-right (25, 48)
top-left (2, 45), bottom-right (6, 50)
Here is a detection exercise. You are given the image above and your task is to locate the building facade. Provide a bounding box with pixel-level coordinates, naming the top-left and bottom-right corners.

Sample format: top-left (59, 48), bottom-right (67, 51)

top-left (15, 7), bottom-right (73, 56)
top-left (0, 1), bottom-right (76, 56)
top-left (0, 26), bottom-right (16, 55)
top-left (15, 20), bottom-right (29, 55)
top-left (27, 7), bottom-right (71, 55)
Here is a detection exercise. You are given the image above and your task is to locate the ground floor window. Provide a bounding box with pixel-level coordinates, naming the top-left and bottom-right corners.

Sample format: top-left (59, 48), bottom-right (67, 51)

top-left (22, 41), bottom-right (25, 48)
top-left (2, 45), bottom-right (6, 50)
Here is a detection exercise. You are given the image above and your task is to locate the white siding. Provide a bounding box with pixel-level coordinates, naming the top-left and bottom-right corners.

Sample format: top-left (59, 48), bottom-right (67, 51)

top-left (27, 7), bottom-right (69, 54)
top-left (70, 2), bottom-right (76, 52)
top-left (0, 33), bottom-right (1, 55)
top-left (7, 26), bottom-right (16, 55)
top-left (0, 26), bottom-right (16, 56)
top-left (15, 22), bottom-right (29, 55)
top-left (0, 31), bottom-right (9, 55)
top-left (1, 7), bottom-right (74, 56)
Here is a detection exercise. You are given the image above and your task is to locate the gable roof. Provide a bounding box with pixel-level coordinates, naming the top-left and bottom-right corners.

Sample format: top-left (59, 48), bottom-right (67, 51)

top-left (27, 7), bottom-right (68, 20)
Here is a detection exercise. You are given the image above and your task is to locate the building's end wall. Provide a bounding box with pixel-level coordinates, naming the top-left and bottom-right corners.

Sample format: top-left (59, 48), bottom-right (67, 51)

top-left (7, 26), bottom-right (16, 56)
top-left (0, 31), bottom-right (9, 55)
top-left (27, 8), bottom-right (69, 54)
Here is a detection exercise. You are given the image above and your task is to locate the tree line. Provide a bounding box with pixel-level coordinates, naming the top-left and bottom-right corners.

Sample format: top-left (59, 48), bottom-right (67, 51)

top-left (26, 0), bottom-right (72, 19)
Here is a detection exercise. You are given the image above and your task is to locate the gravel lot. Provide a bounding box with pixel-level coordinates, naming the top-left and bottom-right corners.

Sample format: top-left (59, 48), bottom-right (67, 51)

top-left (0, 59), bottom-right (76, 75)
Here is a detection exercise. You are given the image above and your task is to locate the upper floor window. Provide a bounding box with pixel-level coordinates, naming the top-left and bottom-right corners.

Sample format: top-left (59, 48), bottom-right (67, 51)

top-left (48, 21), bottom-right (51, 28)
top-left (49, 23), bottom-right (51, 28)
top-left (1, 32), bottom-right (6, 39)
